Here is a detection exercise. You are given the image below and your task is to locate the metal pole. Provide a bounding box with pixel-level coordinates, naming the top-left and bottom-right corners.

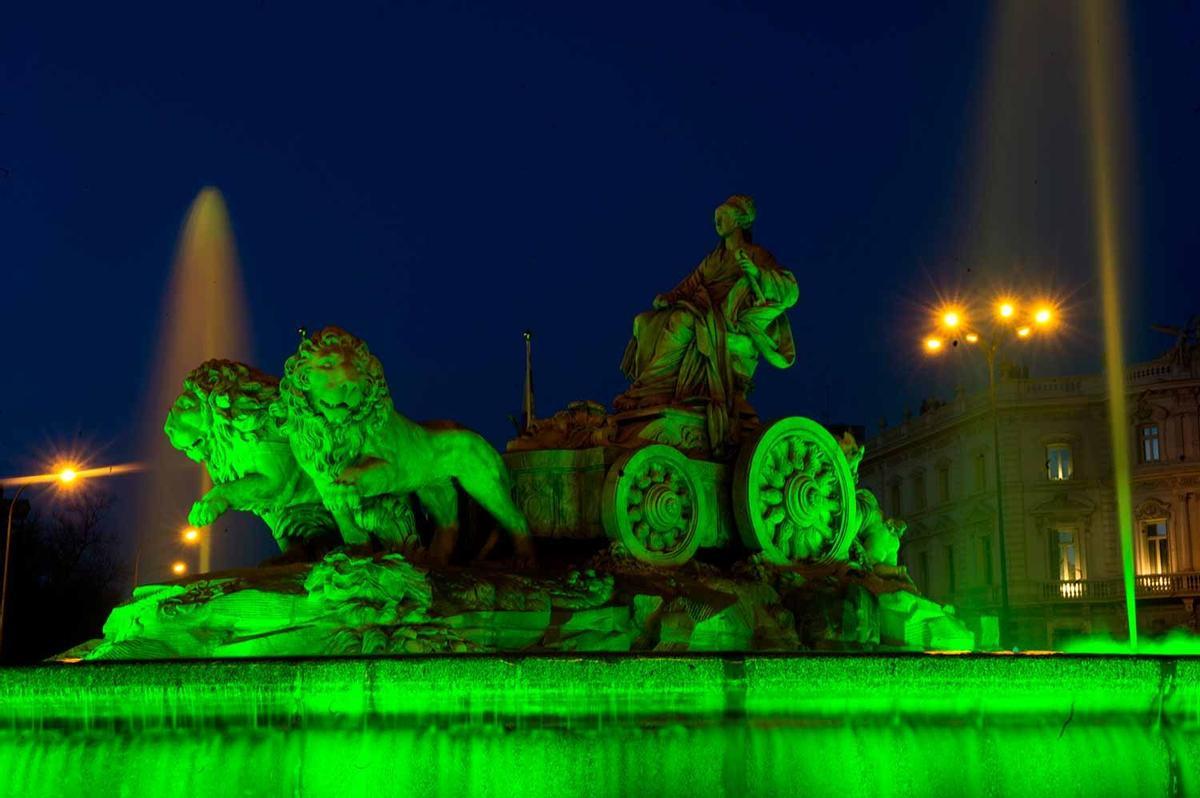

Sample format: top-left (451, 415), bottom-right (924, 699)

top-left (0, 483), bottom-right (30, 657)
top-left (986, 346), bottom-right (1012, 646)
top-left (522, 329), bottom-right (535, 432)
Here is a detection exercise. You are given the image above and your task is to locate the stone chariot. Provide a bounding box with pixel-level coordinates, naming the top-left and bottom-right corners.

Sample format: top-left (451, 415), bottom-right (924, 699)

top-left (505, 409), bottom-right (859, 568)
top-left (505, 195), bottom-right (861, 569)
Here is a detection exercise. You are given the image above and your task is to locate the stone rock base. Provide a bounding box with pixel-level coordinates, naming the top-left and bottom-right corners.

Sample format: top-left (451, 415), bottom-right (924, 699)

top-left (71, 553), bottom-right (973, 659)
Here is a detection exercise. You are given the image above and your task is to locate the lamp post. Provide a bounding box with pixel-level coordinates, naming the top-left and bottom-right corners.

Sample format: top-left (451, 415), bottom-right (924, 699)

top-left (0, 466), bottom-right (82, 656)
top-left (922, 299), bottom-right (1058, 646)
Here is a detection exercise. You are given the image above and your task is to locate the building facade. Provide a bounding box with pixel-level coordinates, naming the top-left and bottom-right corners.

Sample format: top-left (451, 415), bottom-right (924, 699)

top-left (859, 335), bottom-right (1200, 648)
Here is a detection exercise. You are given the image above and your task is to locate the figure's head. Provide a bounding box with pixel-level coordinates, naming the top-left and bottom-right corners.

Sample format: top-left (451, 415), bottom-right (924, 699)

top-left (165, 391), bottom-right (209, 463)
top-left (714, 194), bottom-right (756, 239)
top-left (281, 327), bottom-right (389, 426)
top-left (164, 360), bottom-right (281, 472)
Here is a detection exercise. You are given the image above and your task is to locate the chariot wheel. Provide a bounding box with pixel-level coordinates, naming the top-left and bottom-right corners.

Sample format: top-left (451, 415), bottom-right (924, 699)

top-left (601, 445), bottom-right (705, 567)
top-left (732, 417), bottom-right (858, 565)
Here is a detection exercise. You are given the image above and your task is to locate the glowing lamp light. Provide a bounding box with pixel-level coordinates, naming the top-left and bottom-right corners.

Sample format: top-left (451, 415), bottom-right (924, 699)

top-left (171, 561), bottom-right (188, 576)
top-left (58, 468), bottom-right (78, 484)
top-left (1035, 307), bottom-right (1053, 325)
top-left (182, 527), bottom-right (200, 544)
top-left (924, 337), bottom-right (944, 353)
top-left (1017, 326), bottom-right (1032, 339)
top-left (942, 310), bottom-right (961, 329)
top-left (965, 332), bottom-right (980, 344)
top-left (998, 302), bottom-right (1015, 319)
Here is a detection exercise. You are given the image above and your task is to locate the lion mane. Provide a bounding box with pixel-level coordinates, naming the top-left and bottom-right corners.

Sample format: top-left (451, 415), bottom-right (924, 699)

top-left (277, 326), bottom-right (391, 478)
top-left (173, 359), bottom-right (282, 483)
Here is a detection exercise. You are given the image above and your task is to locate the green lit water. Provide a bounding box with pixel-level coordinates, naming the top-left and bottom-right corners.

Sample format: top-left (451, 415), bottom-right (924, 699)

top-left (0, 655), bottom-right (1195, 796)
top-left (4, 722), bottom-right (1187, 797)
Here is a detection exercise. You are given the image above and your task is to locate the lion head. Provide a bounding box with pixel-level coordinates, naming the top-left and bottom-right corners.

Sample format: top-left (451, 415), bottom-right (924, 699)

top-left (278, 327), bottom-right (391, 477)
top-left (164, 360), bottom-right (281, 482)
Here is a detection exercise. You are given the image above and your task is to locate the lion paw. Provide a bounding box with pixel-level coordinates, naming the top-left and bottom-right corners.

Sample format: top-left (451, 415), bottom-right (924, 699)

top-left (189, 495), bottom-right (229, 528)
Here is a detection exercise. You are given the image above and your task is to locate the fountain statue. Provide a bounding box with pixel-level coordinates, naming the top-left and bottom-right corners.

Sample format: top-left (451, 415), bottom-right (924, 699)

top-left (277, 326), bottom-right (535, 564)
top-left (72, 195), bottom-right (972, 660)
top-left (164, 359), bottom-right (341, 558)
top-left (615, 195), bottom-right (798, 451)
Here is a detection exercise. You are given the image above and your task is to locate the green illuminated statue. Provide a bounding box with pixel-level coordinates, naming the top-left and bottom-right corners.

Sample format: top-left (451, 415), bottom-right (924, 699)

top-left (164, 360), bottom-right (339, 555)
top-left (838, 432), bottom-right (908, 575)
top-left (128, 198), bottom-right (975, 661)
top-left (616, 195), bottom-right (799, 447)
top-left (278, 327), bottom-right (535, 562)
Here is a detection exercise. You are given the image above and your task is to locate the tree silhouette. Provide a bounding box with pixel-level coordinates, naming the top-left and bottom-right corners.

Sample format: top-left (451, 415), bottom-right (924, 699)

top-left (1, 487), bottom-right (127, 663)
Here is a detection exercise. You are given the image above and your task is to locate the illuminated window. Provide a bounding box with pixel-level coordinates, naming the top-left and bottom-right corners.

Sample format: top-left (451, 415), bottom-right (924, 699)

top-left (1050, 527), bottom-right (1082, 581)
top-left (912, 471), bottom-right (927, 511)
top-left (1140, 520), bottom-right (1169, 575)
top-left (945, 545), bottom-right (956, 593)
top-left (973, 453), bottom-right (987, 492)
top-left (937, 463), bottom-right (950, 503)
top-left (1139, 425), bottom-right (1161, 463)
top-left (1046, 444), bottom-right (1073, 481)
top-left (977, 535), bottom-right (993, 587)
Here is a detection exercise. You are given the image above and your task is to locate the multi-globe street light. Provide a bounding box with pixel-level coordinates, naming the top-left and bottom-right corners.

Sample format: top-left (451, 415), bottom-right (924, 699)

top-left (921, 297), bottom-right (1059, 646)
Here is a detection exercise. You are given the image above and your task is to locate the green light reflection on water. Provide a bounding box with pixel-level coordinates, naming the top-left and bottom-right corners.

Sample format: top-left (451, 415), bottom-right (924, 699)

top-left (0, 655), bottom-right (1196, 796)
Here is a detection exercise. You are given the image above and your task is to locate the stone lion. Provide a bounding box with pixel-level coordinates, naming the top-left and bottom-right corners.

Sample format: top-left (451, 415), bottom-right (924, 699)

top-left (164, 359), bottom-right (341, 556)
top-left (277, 326), bottom-right (534, 563)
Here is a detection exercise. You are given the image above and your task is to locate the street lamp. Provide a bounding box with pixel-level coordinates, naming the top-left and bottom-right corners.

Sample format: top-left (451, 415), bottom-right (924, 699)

top-left (0, 461), bottom-right (142, 656)
top-left (1, 465), bottom-right (84, 655)
top-left (179, 525), bottom-right (211, 574)
top-left (921, 298), bottom-right (1061, 646)
top-left (180, 524), bottom-right (211, 573)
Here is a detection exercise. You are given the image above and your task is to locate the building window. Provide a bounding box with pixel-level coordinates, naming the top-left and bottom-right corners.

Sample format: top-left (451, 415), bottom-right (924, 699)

top-left (945, 545), bottom-right (956, 593)
top-left (1050, 527), bottom-right (1082, 582)
top-left (937, 463), bottom-right (950, 503)
top-left (1139, 425), bottom-right (1161, 463)
top-left (1046, 443), bottom-right (1073, 481)
top-left (917, 550), bottom-right (930, 594)
top-left (973, 453), bottom-right (987, 492)
top-left (912, 471), bottom-right (927, 511)
top-left (1140, 520), bottom-right (1170, 575)
top-left (977, 535), bottom-right (994, 586)
top-left (889, 481), bottom-right (902, 515)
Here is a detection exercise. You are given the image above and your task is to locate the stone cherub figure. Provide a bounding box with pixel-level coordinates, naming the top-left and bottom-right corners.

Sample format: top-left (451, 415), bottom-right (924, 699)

top-left (277, 326), bottom-right (535, 564)
top-left (164, 360), bottom-right (340, 558)
top-left (615, 195), bottom-right (799, 449)
top-left (838, 432), bottom-right (909, 578)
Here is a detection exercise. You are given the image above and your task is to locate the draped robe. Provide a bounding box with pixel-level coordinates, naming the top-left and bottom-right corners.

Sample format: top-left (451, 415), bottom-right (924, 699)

top-left (617, 241), bottom-right (798, 447)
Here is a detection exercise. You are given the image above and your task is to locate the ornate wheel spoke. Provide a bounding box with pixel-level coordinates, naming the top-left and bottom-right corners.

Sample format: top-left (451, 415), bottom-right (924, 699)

top-left (733, 417), bottom-right (858, 565)
top-left (602, 445), bottom-right (706, 567)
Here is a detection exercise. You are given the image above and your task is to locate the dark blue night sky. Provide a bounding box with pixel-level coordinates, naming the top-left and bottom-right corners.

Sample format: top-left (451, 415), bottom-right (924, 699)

top-left (2, 2), bottom-right (1197, 566)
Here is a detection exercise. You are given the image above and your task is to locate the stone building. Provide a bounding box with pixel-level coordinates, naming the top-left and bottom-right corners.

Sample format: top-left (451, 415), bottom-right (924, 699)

top-left (859, 329), bottom-right (1200, 648)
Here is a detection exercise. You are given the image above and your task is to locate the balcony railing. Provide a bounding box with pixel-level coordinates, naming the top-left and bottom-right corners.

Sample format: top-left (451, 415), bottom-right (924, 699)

top-left (1013, 377), bottom-right (1088, 398)
top-left (1042, 572), bottom-right (1200, 601)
